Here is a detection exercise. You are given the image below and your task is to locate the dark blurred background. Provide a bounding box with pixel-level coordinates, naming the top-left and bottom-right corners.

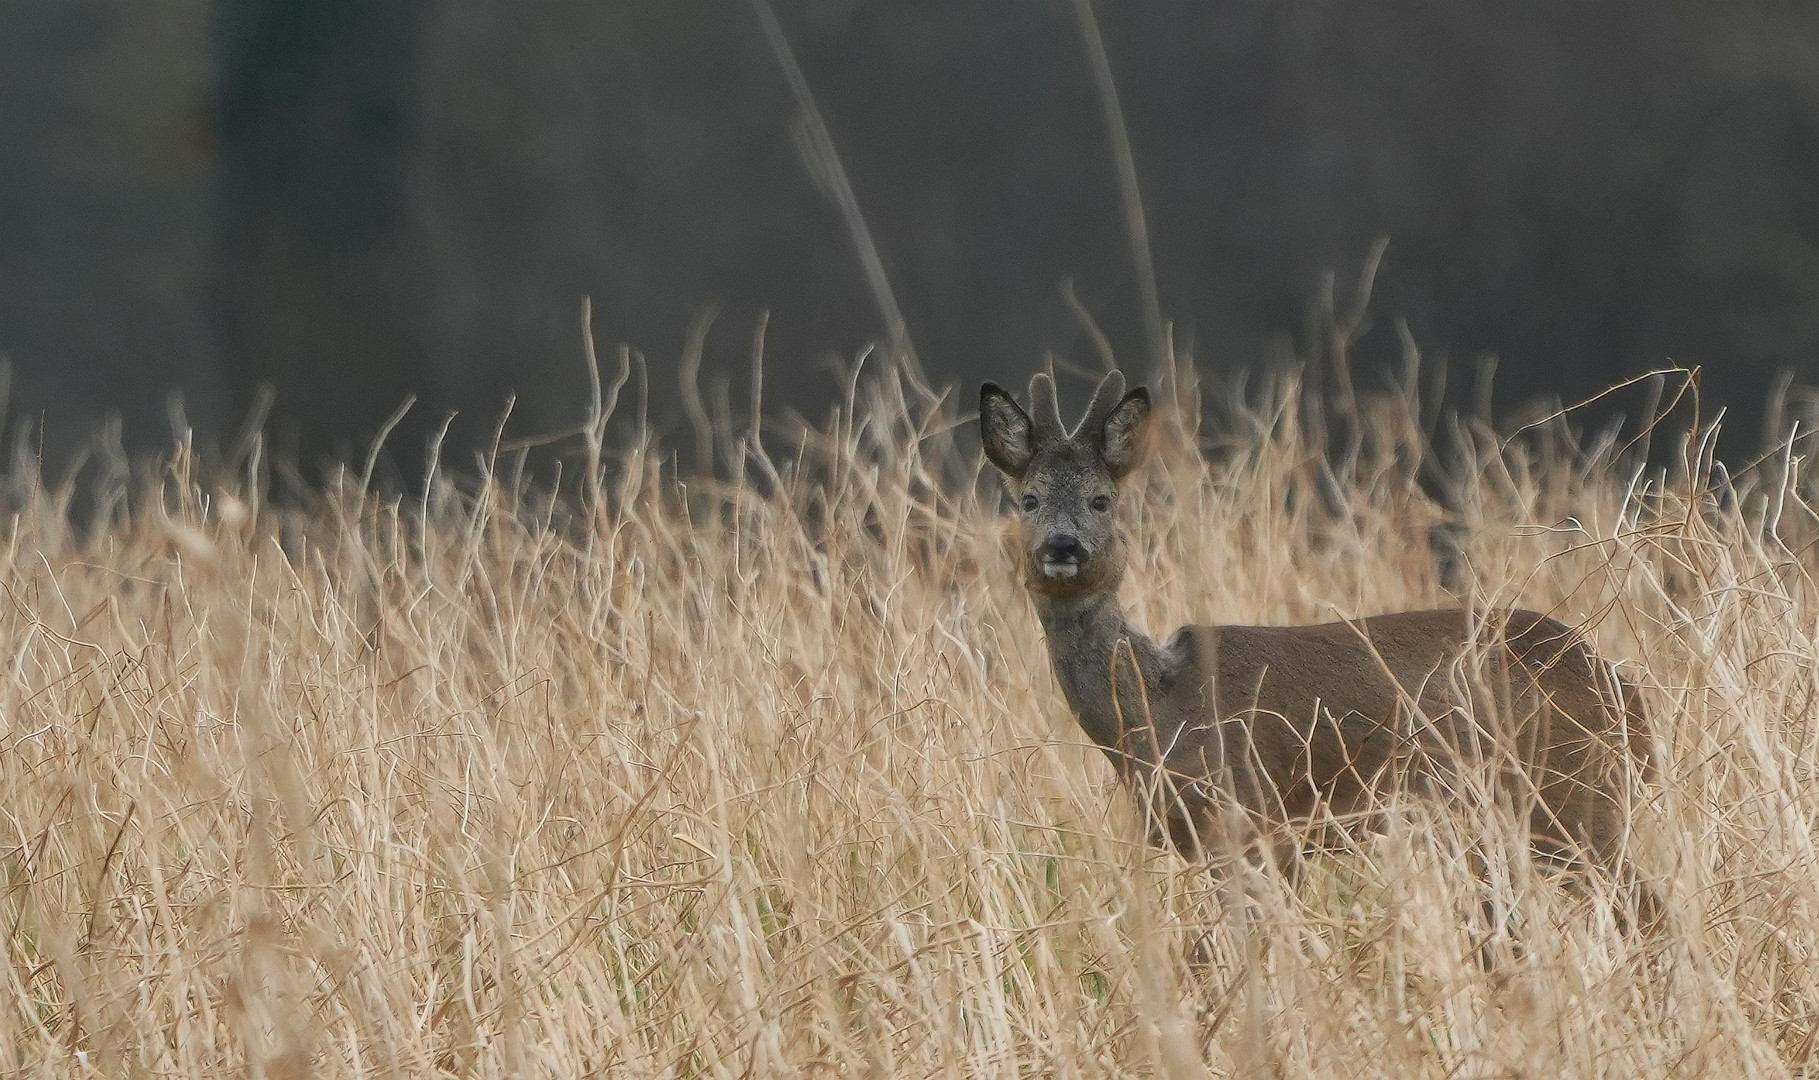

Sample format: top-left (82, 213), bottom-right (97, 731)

top-left (5, 0), bottom-right (1819, 472)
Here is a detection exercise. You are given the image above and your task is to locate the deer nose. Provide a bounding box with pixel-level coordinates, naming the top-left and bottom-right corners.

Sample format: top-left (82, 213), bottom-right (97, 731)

top-left (1040, 535), bottom-right (1086, 564)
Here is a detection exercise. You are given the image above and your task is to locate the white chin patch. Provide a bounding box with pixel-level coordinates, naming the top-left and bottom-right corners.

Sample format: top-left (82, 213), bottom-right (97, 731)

top-left (1040, 561), bottom-right (1080, 580)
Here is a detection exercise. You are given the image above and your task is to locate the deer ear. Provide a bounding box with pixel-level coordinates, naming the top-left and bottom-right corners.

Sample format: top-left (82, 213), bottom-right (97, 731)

top-left (980, 382), bottom-right (1036, 478)
top-left (1097, 387), bottom-right (1153, 479)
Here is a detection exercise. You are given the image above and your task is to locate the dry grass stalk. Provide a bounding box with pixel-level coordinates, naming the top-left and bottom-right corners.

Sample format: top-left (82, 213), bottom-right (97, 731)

top-left (0, 358), bottom-right (1816, 1077)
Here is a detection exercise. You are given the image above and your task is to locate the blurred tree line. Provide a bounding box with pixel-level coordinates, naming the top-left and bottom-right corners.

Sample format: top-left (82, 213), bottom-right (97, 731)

top-left (4, 0), bottom-right (1819, 471)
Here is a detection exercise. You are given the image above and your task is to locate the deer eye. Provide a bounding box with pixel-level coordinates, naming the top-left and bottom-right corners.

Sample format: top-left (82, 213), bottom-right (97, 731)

top-left (1020, 494), bottom-right (1039, 513)
top-left (1090, 494), bottom-right (1112, 513)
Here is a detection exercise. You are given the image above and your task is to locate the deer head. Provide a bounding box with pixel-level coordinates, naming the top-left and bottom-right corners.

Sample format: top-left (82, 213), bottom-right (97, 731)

top-left (980, 371), bottom-right (1154, 600)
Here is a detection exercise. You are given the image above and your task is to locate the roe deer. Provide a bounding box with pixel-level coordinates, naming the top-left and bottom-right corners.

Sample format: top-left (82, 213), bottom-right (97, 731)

top-left (981, 370), bottom-right (1654, 912)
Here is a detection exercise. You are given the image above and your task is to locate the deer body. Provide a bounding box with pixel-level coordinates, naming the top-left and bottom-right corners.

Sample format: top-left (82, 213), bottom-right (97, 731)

top-left (982, 371), bottom-right (1650, 881)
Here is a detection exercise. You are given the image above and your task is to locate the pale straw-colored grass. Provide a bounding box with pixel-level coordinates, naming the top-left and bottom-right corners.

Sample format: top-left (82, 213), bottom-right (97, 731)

top-left (2, 357), bottom-right (1817, 1077)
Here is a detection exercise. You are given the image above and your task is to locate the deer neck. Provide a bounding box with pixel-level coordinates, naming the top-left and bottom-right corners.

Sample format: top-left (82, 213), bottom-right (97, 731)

top-left (1033, 589), bottom-right (1166, 768)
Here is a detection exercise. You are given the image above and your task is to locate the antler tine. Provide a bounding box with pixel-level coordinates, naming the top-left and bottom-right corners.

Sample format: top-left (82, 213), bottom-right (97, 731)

top-left (1074, 370), bottom-right (1127, 438)
top-left (1027, 372), bottom-right (1065, 440)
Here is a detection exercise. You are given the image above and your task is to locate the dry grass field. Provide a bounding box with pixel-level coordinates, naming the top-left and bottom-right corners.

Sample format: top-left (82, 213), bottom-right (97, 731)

top-left (3, 356), bottom-right (1818, 1077)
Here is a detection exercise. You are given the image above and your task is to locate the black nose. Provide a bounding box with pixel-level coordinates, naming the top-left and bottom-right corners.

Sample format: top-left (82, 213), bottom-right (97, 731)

top-left (1040, 535), bottom-right (1086, 563)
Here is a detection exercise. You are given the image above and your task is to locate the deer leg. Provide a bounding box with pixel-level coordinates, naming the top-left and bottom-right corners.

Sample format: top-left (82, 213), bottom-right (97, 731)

top-left (1464, 846), bottom-right (1522, 971)
top-left (1529, 789), bottom-right (1663, 937)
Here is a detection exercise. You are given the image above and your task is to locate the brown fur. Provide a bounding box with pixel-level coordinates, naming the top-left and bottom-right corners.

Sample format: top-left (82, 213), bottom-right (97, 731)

top-left (981, 371), bottom-right (1653, 898)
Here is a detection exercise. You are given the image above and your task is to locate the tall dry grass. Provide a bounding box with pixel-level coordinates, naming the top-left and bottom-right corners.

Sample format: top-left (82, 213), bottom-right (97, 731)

top-left (2, 355), bottom-right (1818, 1077)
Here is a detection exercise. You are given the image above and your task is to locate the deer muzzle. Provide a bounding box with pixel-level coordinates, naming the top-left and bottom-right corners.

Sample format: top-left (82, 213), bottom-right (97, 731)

top-left (1037, 534), bottom-right (1087, 580)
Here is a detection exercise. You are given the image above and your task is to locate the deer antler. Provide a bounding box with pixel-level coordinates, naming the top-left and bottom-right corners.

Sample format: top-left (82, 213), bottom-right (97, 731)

top-left (1027, 372), bottom-right (1066, 442)
top-left (1074, 370), bottom-right (1127, 439)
